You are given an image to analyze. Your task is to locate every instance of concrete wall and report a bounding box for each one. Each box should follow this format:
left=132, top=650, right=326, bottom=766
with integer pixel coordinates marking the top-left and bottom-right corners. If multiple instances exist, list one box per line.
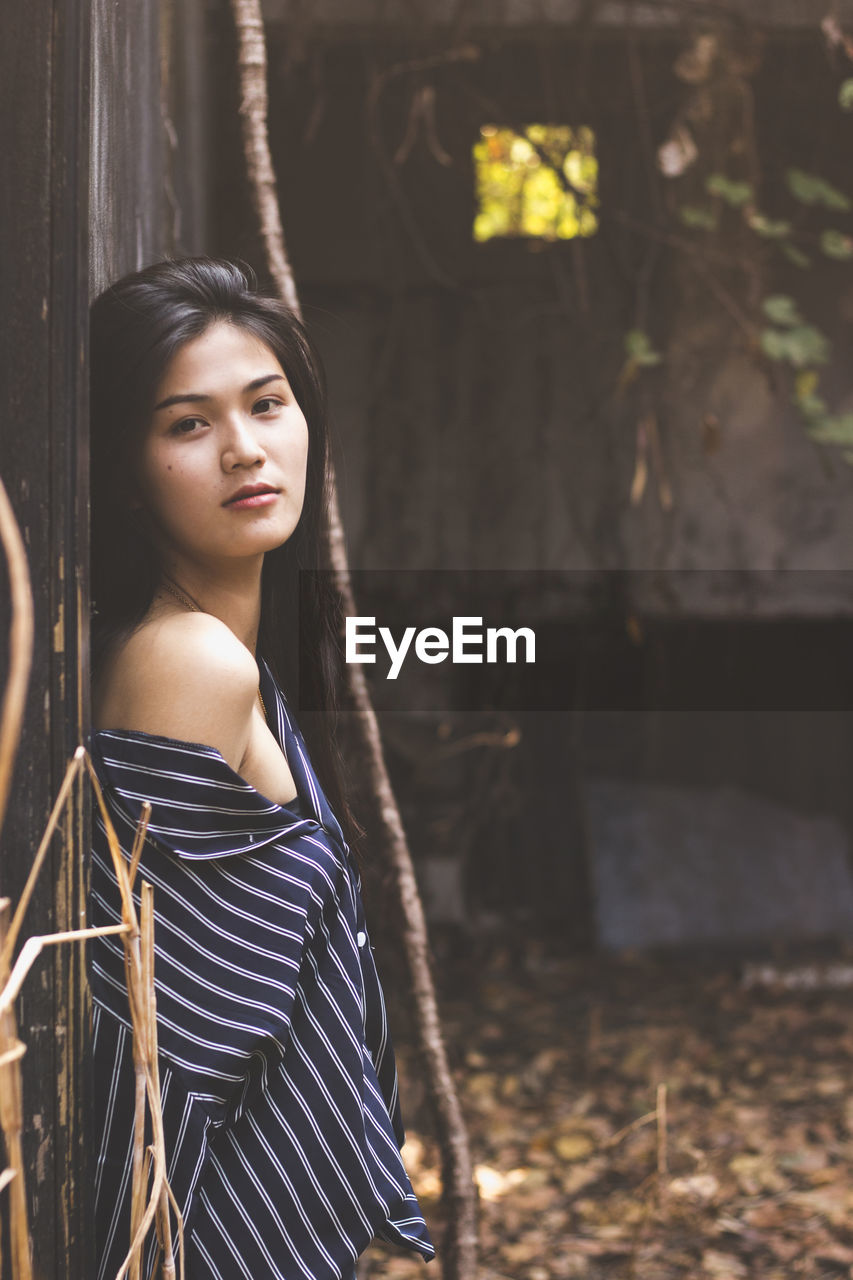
left=203, top=21, right=853, bottom=946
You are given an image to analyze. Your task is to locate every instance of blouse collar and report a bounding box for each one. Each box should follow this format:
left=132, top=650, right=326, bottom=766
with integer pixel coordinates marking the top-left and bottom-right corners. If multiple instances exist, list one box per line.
left=90, top=660, right=348, bottom=862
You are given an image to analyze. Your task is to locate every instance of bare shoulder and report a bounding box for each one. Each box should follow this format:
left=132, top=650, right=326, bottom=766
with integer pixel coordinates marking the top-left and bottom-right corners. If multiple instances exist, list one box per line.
left=94, top=611, right=259, bottom=768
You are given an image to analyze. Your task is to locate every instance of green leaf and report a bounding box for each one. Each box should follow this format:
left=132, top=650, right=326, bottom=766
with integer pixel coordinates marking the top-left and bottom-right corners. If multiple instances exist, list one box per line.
left=798, top=392, right=829, bottom=420
left=706, top=173, right=753, bottom=207
left=679, top=204, right=718, bottom=231
left=787, top=326, right=831, bottom=366
left=625, top=329, right=662, bottom=367
left=747, top=213, right=792, bottom=239
left=760, top=325, right=830, bottom=367
left=762, top=294, right=803, bottom=327
left=808, top=413, right=853, bottom=445
left=820, top=229, right=853, bottom=260
left=760, top=329, right=791, bottom=361
left=780, top=243, right=811, bottom=268
left=786, top=168, right=851, bottom=212
left=839, top=79, right=853, bottom=111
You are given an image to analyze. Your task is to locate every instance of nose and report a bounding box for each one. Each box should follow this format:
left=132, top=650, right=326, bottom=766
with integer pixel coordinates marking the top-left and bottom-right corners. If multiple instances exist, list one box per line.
left=221, top=412, right=266, bottom=471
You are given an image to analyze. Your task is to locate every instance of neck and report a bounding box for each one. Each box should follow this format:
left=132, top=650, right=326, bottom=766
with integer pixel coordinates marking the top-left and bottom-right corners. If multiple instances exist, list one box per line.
left=160, top=556, right=264, bottom=655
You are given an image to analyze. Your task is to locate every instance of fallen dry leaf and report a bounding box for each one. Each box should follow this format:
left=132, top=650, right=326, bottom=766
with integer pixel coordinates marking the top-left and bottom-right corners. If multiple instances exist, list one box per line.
left=554, top=1133, right=596, bottom=1163
left=702, top=1249, right=747, bottom=1278
left=669, top=1173, right=720, bottom=1203
left=364, top=947, right=853, bottom=1280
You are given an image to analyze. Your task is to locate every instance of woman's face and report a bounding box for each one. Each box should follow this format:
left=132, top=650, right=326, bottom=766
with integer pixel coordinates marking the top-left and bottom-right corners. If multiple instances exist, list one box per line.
left=133, top=321, right=309, bottom=574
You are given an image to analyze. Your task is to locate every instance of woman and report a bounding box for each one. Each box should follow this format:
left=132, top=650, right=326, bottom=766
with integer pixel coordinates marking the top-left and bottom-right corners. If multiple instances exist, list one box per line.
left=88, top=258, right=435, bottom=1280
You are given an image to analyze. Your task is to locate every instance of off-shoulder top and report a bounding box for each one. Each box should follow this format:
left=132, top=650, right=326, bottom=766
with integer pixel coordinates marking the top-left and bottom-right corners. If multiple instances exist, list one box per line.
left=88, top=657, right=435, bottom=1280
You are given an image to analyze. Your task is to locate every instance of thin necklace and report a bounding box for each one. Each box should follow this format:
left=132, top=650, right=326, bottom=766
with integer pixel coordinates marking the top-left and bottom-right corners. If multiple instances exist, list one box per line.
left=160, top=575, right=267, bottom=719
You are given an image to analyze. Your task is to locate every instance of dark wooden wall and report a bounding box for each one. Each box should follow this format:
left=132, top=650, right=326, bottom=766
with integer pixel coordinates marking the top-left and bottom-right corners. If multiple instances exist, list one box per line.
left=90, top=0, right=209, bottom=294
left=0, top=0, right=207, bottom=1274
left=0, top=0, right=91, bottom=1271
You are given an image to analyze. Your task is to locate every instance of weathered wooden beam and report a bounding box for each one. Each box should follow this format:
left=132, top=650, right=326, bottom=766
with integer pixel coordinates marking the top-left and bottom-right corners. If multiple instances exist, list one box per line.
left=0, top=0, right=91, bottom=1273
left=259, top=0, right=853, bottom=32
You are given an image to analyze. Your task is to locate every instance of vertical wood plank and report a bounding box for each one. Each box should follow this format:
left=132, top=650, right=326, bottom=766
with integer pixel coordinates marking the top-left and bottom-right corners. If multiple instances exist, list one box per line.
left=50, top=0, right=92, bottom=1271
left=0, top=0, right=90, bottom=1273
left=2, top=0, right=209, bottom=1272
left=0, top=0, right=62, bottom=1270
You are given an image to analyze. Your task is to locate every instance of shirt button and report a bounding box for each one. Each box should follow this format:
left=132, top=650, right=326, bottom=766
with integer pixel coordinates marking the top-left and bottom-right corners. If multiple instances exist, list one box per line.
left=357, top=931, right=367, bottom=948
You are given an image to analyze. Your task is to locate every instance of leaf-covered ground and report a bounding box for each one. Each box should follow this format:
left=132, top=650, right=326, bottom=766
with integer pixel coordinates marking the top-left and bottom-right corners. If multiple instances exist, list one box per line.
left=362, top=944, right=853, bottom=1280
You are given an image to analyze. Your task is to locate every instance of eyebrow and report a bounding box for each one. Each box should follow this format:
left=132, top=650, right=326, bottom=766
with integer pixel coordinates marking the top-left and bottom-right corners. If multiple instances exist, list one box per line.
left=154, top=374, right=287, bottom=412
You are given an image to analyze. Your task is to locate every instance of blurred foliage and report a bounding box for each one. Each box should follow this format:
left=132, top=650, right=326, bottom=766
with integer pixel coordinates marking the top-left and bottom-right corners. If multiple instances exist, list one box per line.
left=671, top=152, right=853, bottom=456
left=705, top=173, right=752, bottom=208
left=624, top=330, right=663, bottom=368
left=464, top=34, right=853, bottom=466
left=473, top=124, right=598, bottom=243
left=785, top=169, right=850, bottom=212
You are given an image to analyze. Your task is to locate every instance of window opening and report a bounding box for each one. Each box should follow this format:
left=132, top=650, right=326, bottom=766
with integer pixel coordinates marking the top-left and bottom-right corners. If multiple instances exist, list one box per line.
left=473, top=124, right=598, bottom=243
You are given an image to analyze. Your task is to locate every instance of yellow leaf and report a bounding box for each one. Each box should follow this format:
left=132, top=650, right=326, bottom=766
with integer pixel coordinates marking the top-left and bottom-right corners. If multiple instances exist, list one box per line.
left=795, top=369, right=819, bottom=400
left=466, top=1071, right=499, bottom=1097
left=669, top=1173, right=720, bottom=1202
left=554, top=1132, right=595, bottom=1162
left=702, top=1249, right=747, bottom=1278
left=474, top=1163, right=529, bottom=1201
left=728, top=1154, right=788, bottom=1195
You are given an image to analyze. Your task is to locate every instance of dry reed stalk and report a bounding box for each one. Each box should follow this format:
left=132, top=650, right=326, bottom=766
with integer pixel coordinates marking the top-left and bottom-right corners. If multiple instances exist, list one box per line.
left=0, top=912, right=140, bottom=1280
left=603, top=1108, right=658, bottom=1150
left=0, top=763, right=185, bottom=1280
left=656, top=1082, right=669, bottom=1177
left=0, top=900, right=29, bottom=1280
left=128, top=886, right=147, bottom=1280
left=84, top=763, right=185, bottom=1280
left=142, top=879, right=179, bottom=1280
left=0, top=476, right=33, bottom=843
left=0, top=1044, right=25, bottom=1070
left=0, top=748, right=89, bottom=981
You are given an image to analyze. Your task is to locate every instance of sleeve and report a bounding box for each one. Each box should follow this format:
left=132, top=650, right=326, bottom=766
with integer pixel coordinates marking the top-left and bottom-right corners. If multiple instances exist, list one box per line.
left=90, top=729, right=349, bottom=1124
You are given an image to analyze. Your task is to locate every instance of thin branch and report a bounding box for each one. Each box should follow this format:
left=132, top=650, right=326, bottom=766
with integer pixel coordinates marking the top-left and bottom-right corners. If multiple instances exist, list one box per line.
left=0, top=1042, right=26, bottom=1069
left=230, top=0, right=300, bottom=313
left=0, top=475, right=33, bottom=844
left=0, top=901, right=31, bottom=1280
left=0, top=746, right=87, bottom=972
left=0, top=924, right=129, bottom=1015
left=227, top=5, right=478, bottom=1275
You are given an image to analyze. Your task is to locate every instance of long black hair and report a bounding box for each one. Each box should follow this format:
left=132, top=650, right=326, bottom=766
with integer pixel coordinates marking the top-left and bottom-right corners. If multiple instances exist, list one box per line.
left=90, top=256, right=359, bottom=847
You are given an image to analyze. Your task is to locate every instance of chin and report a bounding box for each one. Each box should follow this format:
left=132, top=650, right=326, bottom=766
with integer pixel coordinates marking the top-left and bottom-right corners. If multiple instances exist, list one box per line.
left=230, top=524, right=300, bottom=557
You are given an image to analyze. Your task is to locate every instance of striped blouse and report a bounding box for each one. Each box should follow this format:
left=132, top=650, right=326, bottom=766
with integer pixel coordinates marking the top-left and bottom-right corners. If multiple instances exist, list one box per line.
left=88, top=658, right=435, bottom=1280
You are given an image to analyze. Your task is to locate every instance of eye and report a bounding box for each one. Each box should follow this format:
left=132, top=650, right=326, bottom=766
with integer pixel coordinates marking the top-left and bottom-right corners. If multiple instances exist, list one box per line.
left=252, top=396, right=284, bottom=415
left=169, top=416, right=206, bottom=436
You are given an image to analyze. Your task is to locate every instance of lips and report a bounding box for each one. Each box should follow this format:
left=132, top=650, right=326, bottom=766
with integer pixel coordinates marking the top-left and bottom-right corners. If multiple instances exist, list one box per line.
left=223, top=483, right=280, bottom=506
